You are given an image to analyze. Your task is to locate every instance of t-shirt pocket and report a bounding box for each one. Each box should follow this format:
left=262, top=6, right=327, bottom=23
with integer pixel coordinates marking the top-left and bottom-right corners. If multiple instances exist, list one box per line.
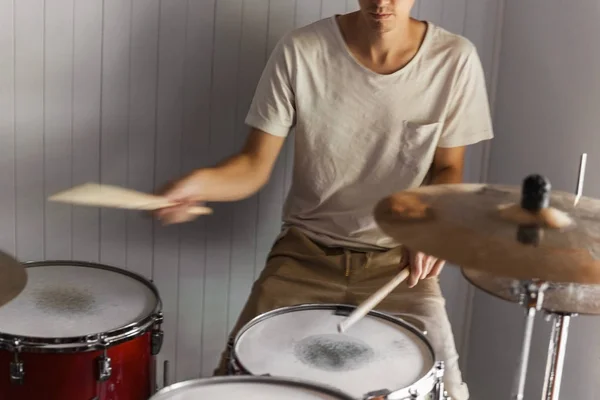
left=399, top=120, right=442, bottom=171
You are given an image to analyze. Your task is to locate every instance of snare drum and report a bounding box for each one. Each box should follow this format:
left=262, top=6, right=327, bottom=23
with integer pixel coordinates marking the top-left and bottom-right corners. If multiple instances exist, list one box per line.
left=150, top=375, right=355, bottom=400
left=0, top=260, right=163, bottom=400
left=230, top=304, right=447, bottom=400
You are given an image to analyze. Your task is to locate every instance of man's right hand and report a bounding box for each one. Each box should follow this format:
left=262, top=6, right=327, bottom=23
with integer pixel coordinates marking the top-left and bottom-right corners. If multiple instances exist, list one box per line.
left=154, top=170, right=208, bottom=225
left=153, top=128, right=285, bottom=225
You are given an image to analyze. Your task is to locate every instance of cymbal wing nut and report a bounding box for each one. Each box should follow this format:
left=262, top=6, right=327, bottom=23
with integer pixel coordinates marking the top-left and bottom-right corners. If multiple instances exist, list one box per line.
left=521, top=174, right=551, bottom=211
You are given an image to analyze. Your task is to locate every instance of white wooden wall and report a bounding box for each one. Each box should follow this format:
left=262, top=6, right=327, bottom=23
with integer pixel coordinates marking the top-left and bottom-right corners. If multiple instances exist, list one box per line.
left=0, top=0, right=503, bottom=391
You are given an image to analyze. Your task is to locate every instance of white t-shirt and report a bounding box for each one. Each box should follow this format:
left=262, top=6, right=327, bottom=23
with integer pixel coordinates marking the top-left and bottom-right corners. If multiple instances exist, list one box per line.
left=246, top=16, right=494, bottom=251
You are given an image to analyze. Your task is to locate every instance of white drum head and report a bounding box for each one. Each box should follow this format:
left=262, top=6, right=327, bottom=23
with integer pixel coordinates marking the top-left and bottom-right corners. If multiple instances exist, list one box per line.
left=150, top=376, right=354, bottom=400
left=234, top=305, right=435, bottom=399
left=0, top=262, right=159, bottom=339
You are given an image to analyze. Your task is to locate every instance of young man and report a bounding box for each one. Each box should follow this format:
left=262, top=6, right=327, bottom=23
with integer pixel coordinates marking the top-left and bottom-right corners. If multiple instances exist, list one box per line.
left=156, top=1, right=493, bottom=398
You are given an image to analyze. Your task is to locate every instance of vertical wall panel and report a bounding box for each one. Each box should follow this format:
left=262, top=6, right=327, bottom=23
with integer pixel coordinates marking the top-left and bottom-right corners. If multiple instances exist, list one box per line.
left=462, top=0, right=500, bottom=186
left=44, top=0, right=74, bottom=260
left=345, top=0, right=359, bottom=12
left=321, top=0, right=346, bottom=17
left=72, top=0, right=102, bottom=261
left=297, top=0, right=321, bottom=26
left=0, top=0, right=16, bottom=255
left=201, top=0, right=244, bottom=377
left=126, top=0, right=160, bottom=280
left=153, top=0, right=188, bottom=387
left=441, top=0, right=467, bottom=35
left=254, top=0, right=296, bottom=279
left=15, top=0, right=44, bottom=262
left=419, top=0, right=443, bottom=25
left=99, top=0, right=132, bottom=268
left=227, top=0, right=270, bottom=333
left=176, top=0, right=215, bottom=382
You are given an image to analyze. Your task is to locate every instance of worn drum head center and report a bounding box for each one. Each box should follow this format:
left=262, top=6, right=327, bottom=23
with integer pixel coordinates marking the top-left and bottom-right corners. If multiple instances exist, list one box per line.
left=293, top=334, right=375, bottom=372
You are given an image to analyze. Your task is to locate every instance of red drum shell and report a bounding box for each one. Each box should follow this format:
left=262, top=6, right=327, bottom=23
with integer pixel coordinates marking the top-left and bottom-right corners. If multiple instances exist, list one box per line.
left=0, top=332, right=155, bottom=400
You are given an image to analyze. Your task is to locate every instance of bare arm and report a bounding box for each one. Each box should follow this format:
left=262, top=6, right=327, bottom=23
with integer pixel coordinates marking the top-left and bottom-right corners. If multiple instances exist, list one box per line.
left=168, top=128, right=286, bottom=203
left=429, top=146, right=466, bottom=184
left=404, top=145, right=466, bottom=286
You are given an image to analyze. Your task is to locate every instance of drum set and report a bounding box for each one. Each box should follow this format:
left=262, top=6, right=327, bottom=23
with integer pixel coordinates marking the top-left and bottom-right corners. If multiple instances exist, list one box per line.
left=1, top=166, right=600, bottom=399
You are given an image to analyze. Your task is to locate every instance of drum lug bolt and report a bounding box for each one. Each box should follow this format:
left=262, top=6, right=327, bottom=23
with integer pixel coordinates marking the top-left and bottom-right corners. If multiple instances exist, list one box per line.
left=151, top=330, right=164, bottom=356
left=9, top=359, right=24, bottom=385
left=9, top=339, right=24, bottom=385
left=434, top=361, right=447, bottom=400
left=97, top=352, right=112, bottom=382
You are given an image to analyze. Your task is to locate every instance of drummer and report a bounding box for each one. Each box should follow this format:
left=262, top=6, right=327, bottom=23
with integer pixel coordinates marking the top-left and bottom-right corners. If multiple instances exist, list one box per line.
left=155, top=1, right=493, bottom=398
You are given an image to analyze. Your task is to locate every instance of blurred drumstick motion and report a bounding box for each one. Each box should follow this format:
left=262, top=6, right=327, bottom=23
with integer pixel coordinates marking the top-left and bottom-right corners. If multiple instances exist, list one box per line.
left=337, top=266, right=410, bottom=333
left=48, top=183, right=213, bottom=215
left=574, top=153, right=587, bottom=206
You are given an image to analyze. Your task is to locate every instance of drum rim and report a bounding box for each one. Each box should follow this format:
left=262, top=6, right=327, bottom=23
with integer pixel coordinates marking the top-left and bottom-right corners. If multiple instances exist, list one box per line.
left=150, top=375, right=356, bottom=400
left=231, top=303, right=438, bottom=398
left=0, top=260, right=163, bottom=353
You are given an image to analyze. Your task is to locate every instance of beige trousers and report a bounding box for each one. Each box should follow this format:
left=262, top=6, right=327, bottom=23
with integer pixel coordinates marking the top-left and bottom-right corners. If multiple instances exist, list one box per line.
left=214, top=227, right=469, bottom=400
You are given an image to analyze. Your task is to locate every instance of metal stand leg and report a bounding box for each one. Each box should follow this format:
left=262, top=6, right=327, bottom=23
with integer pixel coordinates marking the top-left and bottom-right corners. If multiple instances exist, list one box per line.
left=511, top=281, right=548, bottom=400
left=541, top=313, right=573, bottom=400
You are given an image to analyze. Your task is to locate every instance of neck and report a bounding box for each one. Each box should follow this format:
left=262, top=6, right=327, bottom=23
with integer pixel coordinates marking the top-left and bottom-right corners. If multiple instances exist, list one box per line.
left=355, top=13, right=414, bottom=61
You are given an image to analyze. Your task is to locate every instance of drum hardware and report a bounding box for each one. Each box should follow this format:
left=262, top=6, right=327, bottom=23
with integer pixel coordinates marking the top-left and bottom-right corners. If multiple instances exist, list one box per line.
left=510, top=280, right=549, bottom=400
left=540, top=312, right=574, bottom=400
left=433, top=362, right=450, bottom=400
left=96, top=337, right=112, bottom=382
left=449, top=156, right=592, bottom=400
left=151, top=312, right=164, bottom=356
left=537, top=154, right=588, bottom=400
left=9, top=339, right=24, bottom=385
left=333, top=306, right=352, bottom=316
left=163, top=360, right=170, bottom=387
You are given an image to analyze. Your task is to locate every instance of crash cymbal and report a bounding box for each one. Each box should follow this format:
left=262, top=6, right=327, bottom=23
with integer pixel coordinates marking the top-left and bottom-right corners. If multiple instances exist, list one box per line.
left=462, top=268, right=600, bottom=315
left=374, top=176, right=600, bottom=285
left=0, top=250, right=26, bottom=308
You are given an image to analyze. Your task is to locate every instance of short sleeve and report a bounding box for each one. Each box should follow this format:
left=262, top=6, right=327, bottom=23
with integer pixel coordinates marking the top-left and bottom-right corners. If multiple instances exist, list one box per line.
left=245, top=35, right=296, bottom=137
left=437, top=45, right=494, bottom=148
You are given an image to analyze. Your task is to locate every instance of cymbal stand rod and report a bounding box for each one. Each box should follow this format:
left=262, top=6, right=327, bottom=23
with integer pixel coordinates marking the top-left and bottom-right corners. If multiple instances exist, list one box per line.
left=511, top=281, right=548, bottom=400
left=541, top=313, right=573, bottom=400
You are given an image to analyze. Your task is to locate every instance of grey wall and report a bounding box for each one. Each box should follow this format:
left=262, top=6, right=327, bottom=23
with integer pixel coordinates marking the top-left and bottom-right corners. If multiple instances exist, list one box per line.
left=0, top=0, right=503, bottom=391
left=466, top=0, right=600, bottom=398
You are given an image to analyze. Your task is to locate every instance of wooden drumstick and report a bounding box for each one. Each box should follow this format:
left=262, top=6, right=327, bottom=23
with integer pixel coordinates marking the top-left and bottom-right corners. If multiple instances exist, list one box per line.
left=48, top=183, right=213, bottom=215
left=337, top=266, right=410, bottom=333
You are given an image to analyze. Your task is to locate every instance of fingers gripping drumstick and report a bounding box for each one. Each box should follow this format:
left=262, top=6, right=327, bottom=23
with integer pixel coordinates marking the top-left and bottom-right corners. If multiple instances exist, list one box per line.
left=337, top=267, right=410, bottom=333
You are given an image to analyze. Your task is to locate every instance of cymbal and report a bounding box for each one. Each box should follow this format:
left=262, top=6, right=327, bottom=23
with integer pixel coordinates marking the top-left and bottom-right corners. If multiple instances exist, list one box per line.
left=0, top=250, right=26, bottom=308
left=374, top=181, right=600, bottom=285
left=463, top=268, right=600, bottom=315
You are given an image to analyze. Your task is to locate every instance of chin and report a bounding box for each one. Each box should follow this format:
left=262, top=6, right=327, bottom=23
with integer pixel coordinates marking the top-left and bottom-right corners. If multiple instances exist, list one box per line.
left=362, top=12, right=397, bottom=31
left=368, top=19, right=396, bottom=33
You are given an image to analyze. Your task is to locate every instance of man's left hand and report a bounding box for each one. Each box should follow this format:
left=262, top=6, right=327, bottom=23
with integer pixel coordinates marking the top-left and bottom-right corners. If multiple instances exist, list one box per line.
left=402, top=247, right=445, bottom=288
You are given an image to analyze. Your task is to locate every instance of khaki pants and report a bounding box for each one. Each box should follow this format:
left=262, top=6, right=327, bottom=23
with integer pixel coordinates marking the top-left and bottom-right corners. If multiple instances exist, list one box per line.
left=214, top=227, right=469, bottom=400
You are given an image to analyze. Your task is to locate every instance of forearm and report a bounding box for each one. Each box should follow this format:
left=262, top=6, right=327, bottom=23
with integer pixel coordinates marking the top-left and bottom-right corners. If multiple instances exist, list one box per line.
left=430, top=166, right=463, bottom=185
left=187, top=153, right=271, bottom=202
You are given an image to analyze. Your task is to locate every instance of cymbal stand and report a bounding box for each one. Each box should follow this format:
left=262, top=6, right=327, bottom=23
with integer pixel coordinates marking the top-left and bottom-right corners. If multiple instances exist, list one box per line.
left=538, top=153, right=586, bottom=399
left=511, top=280, right=549, bottom=400
left=540, top=312, right=575, bottom=400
